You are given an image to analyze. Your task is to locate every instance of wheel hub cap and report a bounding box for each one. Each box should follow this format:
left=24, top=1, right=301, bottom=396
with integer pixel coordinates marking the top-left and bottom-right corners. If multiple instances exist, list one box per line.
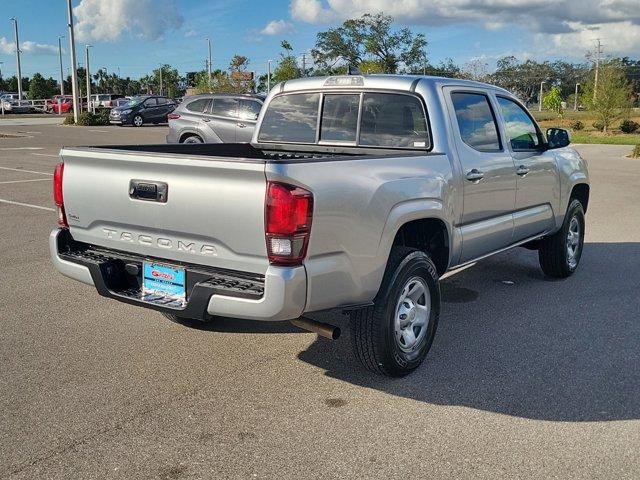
left=566, top=216, right=581, bottom=268
left=394, top=277, right=431, bottom=352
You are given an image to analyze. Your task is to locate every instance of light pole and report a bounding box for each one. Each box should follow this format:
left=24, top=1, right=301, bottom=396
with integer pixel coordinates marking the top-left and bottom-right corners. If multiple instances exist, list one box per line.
left=158, top=65, right=163, bottom=96
left=66, top=0, right=80, bottom=123
left=85, top=44, right=93, bottom=112
left=267, top=59, right=272, bottom=92
left=58, top=36, right=65, bottom=96
left=206, top=38, right=212, bottom=84
left=10, top=18, right=22, bottom=100
left=538, top=81, right=546, bottom=112
left=574, top=83, right=580, bottom=111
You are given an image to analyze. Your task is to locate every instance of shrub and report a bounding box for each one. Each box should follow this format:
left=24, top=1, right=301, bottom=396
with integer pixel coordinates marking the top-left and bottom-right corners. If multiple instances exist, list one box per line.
left=62, top=114, right=75, bottom=125
left=620, top=119, right=639, bottom=134
left=632, top=144, right=640, bottom=159
left=570, top=120, right=584, bottom=131
left=592, top=121, right=604, bottom=132
left=75, top=110, right=110, bottom=126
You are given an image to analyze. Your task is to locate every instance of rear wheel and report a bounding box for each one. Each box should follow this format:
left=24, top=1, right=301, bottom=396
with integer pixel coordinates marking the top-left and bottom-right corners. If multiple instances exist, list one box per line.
left=350, top=247, right=440, bottom=377
left=182, top=134, right=203, bottom=144
left=538, top=199, right=585, bottom=278
left=132, top=115, right=144, bottom=127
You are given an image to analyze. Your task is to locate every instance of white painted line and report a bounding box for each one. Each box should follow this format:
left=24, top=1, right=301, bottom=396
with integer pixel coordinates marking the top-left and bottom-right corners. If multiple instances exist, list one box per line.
left=31, top=153, right=59, bottom=158
left=0, top=147, right=44, bottom=151
left=0, top=198, right=55, bottom=211
left=0, top=178, right=51, bottom=184
left=0, top=166, right=53, bottom=176
left=88, top=129, right=109, bottom=133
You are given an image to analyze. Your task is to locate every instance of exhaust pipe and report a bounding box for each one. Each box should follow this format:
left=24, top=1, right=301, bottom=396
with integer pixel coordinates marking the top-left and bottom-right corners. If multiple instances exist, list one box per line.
left=290, top=317, right=341, bottom=340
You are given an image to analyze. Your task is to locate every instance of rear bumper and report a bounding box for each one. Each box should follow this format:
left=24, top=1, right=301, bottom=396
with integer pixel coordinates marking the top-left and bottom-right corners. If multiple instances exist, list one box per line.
left=50, top=228, right=306, bottom=321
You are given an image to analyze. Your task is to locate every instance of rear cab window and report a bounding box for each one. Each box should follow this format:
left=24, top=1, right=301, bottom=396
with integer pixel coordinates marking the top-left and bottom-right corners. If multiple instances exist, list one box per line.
left=258, top=91, right=429, bottom=149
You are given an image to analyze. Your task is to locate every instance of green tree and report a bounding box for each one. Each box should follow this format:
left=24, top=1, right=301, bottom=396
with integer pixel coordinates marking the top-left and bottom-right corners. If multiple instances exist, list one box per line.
left=27, top=73, right=58, bottom=99
left=7, top=76, right=30, bottom=94
left=581, top=60, right=632, bottom=133
left=311, top=13, right=427, bottom=74
left=543, top=86, right=565, bottom=120
left=272, top=40, right=301, bottom=84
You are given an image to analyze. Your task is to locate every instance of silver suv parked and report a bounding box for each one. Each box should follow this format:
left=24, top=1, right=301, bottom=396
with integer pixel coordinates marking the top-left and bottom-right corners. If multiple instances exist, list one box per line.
left=166, top=93, right=264, bottom=144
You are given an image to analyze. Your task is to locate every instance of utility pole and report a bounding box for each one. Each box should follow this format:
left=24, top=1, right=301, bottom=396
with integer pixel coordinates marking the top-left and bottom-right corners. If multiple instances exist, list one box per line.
left=267, top=59, right=272, bottom=92
left=593, top=38, right=603, bottom=100
left=574, top=83, right=580, bottom=111
left=206, top=38, right=212, bottom=84
left=85, top=45, right=92, bottom=113
left=10, top=18, right=22, bottom=100
left=538, top=81, right=546, bottom=112
left=58, top=36, right=65, bottom=96
left=302, top=53, right=306, bottom=76
left=158, top=66, right=163, bottom=96
left=66, top=0, right=80, bottom=122
left=423, top=52, right=427, bottom=75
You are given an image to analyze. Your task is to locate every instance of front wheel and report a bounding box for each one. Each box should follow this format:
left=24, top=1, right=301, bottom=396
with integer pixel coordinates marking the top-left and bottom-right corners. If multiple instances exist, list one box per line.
left=350, top=247, right=440, bottom=377
left=538, top=199, right=585, bottom=278
left=182, top=135, right=203, bottom=144
left=132, top=115, right=144, bottom=127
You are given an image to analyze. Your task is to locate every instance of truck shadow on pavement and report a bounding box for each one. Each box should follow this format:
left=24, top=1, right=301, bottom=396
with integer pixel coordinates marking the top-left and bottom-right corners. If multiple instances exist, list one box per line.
left=297, top=242, right=640, bottom=422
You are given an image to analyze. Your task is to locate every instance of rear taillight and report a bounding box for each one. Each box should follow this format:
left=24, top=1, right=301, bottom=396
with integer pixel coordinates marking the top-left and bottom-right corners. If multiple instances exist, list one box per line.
left=265, top=181, right=313, bottom=266
left=167, top=113, right=180, bottom=120
left=53, top=162, right=68, bottom=229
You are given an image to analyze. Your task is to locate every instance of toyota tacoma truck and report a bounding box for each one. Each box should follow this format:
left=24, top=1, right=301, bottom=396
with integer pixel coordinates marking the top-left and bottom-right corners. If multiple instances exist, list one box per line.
left=50, top=75, right=589, bottom=376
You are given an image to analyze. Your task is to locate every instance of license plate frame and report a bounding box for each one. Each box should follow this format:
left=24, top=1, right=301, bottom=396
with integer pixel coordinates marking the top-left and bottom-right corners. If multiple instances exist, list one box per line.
left=142, top=262, right=186, bottom=303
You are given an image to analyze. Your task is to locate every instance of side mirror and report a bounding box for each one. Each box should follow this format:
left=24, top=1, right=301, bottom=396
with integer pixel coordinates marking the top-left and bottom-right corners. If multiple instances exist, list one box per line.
left=546, top=128, right=571, bottom=149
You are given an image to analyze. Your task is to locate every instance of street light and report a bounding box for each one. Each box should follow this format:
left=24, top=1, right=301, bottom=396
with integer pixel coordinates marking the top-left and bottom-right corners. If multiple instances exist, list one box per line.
left=85, top=44, right=93, bottom=113
left=66, top=0, right=80, bottom=123
left=267, top=59, right=272, bottom=92
left=58, top=36, right=65, bottom=96
left=574, top=83, right=580, bottom=111
left=206, top=38, right=212, bottom=84
left=538, top=81, right=546, bottom=112
left=10, top=18, right=22, bottom=100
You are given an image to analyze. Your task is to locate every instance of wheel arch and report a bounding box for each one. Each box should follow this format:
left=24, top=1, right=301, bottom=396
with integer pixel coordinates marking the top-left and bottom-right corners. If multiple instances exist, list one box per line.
left=178, top=131, right=204, bottom=143
left=570, top=182, right=590, bottom=213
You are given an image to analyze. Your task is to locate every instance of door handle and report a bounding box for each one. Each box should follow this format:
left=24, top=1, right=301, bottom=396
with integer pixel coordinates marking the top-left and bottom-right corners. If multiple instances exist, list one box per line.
left=237, top=122, right=246, bottom=128
left=516, top=165, right=530, bottom=176
left=465, top=169, right=484, bottom=181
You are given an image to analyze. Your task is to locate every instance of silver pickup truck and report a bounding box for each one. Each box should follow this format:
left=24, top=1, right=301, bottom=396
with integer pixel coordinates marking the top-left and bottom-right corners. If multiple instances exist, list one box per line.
left=51, top=75, right=589, bottom=376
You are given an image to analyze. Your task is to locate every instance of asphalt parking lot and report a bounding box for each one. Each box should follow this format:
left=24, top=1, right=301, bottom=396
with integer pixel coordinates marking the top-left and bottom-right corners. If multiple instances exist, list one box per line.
left=0, top=122, right=638, bottom=479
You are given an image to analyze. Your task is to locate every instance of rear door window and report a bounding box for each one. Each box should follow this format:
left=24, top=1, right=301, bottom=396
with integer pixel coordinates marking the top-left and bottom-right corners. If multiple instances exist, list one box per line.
left=258, top=93, right=320, bottom=143
left=143, top=98, right=158, bottom=107
left=210, top=98, right=238, bottom=118
left=320, top=94, right=359, bottom=142
left=186, top=98, right=210, bottom=113
left=450, top=92, right=501, bottom=152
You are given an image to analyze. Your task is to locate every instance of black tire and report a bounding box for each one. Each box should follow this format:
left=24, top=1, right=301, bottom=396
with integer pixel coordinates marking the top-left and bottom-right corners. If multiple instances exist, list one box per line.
left=182, top=135, right=203, bottom=144
left=538, top=198, right=585, bottom=278
left=132, top=115, right=144, bottom=127
left=350, top=247, right=440, bottom=377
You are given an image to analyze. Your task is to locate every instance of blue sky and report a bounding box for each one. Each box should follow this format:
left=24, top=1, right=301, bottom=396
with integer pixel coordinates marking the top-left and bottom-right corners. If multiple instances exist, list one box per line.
left=1, top=0, right=638, bottom=81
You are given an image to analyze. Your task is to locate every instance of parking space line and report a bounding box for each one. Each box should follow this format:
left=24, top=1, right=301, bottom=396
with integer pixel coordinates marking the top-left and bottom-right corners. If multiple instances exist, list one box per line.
left=0, top=147, right=44, bottom=151
left=31, top=153, right=59, bottom=158
left=0, top=198, right=55, bottom=211
left=0, top=178, right=51, bottom=184
left=0, top=166, right=53, bottom=176
left=88, top=129, right=109, bottom=133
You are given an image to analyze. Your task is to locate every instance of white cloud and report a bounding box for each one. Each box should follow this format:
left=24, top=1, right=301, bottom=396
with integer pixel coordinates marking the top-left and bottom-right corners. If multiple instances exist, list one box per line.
left=261, top=19, right=296, bottom=36
left=184, top=29, right=197, bottom=38
left=0, top=37, right=59, bottom=55
left=74, top=0, right=183, bottom=42
left=289, top=0, right=640, bottom=55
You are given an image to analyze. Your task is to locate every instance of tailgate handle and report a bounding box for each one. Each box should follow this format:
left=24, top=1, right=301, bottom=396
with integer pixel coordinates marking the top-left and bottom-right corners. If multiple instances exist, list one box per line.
left=129, top=180, right=168, bottom=203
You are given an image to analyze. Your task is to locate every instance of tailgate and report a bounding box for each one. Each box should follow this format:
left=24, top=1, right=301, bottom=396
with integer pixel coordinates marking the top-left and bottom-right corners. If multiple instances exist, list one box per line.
left=61, top=148, right=269, bottom=274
